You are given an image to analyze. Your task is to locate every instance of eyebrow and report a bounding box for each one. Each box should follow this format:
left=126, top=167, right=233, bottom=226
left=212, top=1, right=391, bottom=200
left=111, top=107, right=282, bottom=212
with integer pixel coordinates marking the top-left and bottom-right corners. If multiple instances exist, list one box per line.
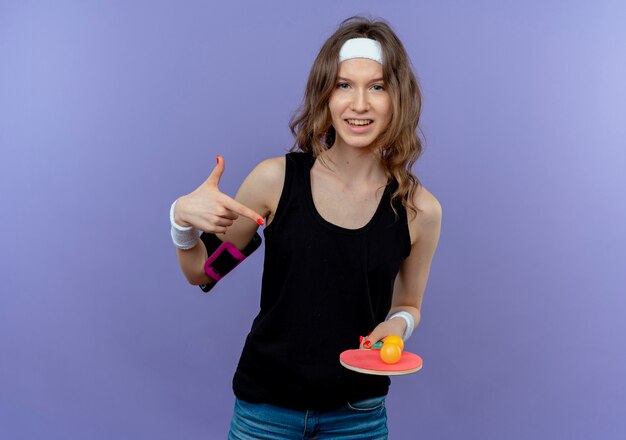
left=337, top=76, right=385, bottom=83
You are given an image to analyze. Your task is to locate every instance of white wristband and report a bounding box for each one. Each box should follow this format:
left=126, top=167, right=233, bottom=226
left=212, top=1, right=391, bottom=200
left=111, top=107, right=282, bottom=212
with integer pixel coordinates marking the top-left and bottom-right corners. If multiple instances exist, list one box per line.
left=170, top=199, right=200, bottom=250
left=386, top=311, right=414, bottom=341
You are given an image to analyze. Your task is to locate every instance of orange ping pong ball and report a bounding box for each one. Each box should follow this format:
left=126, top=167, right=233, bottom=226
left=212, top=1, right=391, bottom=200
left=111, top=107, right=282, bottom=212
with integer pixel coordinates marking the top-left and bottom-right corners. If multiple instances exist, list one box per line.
left=380, top=342, right=402, bottom=364
left=383, top=335, right=404, bottom=351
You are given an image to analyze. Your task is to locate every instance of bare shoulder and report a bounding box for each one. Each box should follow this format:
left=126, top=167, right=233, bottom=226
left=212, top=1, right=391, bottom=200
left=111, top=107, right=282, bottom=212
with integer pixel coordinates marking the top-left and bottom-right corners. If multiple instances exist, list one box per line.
left=414, top=185, right=442, bottom=225
left=408, top=185, right=443, bottom=245
left=237, top=155, right=286, bottom=221
left=250, top=156, right=285, bottom=186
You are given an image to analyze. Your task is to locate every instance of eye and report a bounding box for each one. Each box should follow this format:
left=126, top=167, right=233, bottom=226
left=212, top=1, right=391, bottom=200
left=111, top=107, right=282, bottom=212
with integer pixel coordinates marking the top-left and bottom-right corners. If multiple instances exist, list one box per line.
left=372, top=84, right=385, bottom=91
left=337, top=82, right=350, bottom=89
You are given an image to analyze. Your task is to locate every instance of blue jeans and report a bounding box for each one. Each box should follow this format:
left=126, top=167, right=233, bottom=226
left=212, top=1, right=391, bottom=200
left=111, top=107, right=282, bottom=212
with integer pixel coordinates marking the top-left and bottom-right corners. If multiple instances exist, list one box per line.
left=228, top=396, right=388, bottom=439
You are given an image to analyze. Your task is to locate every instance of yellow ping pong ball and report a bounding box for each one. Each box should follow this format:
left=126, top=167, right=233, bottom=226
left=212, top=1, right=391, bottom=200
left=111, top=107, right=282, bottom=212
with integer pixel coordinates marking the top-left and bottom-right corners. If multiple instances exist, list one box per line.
left=380, top=342, right=402, bottom=364
left=383, top=335, right=404, bottom=351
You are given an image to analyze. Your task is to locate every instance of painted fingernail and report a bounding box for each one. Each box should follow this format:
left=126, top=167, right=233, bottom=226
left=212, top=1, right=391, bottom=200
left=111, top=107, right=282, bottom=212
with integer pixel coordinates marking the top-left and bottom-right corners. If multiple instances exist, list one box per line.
left=216, top=155, right=219, bottom=164
left=359, top=336, right=364, bottom=344
left=364, top=340, right=372, bottom=348
left=257, top=218, right=265, bottom=226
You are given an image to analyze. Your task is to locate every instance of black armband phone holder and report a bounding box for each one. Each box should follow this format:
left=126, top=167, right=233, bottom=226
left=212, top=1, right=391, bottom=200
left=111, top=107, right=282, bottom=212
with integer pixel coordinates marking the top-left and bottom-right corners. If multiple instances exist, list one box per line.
left=198, top=232, right=262, bottom=293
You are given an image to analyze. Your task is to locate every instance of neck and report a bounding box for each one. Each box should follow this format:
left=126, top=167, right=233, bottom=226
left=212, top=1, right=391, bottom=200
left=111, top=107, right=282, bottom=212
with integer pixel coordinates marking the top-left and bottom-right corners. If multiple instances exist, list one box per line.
left=319, top=142, right=387, bottom=187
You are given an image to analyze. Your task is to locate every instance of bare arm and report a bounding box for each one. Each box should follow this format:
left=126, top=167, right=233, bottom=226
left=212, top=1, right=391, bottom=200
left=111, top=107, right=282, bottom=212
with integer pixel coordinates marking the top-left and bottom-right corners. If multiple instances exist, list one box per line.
left=362, top=187, right=443, bottom=346
left=173, top=156, right=285, bottom=286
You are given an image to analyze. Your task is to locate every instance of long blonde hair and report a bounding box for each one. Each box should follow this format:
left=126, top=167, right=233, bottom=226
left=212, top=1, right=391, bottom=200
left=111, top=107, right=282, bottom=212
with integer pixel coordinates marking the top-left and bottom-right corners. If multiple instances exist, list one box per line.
left=288, top=15, right=425, bottom=218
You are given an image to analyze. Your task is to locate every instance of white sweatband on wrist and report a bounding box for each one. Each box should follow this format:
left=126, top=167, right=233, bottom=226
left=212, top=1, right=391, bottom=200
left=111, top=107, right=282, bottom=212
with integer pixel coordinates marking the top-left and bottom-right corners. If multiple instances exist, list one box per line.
left=170, top=199, right=200, bottom=250
left=386, top=311, right=414, bottom=341
left=339, top=37, right=383, bottom=64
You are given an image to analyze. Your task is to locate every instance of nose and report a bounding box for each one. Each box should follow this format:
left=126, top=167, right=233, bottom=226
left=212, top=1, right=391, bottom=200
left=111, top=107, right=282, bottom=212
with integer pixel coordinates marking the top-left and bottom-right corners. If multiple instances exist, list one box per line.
left=351, top=88, right=370, bottom=112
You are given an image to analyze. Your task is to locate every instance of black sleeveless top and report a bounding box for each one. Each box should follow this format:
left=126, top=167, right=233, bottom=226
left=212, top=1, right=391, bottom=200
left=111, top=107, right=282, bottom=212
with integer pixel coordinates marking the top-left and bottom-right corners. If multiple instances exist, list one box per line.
left=232, top=152, right=411, bottom=410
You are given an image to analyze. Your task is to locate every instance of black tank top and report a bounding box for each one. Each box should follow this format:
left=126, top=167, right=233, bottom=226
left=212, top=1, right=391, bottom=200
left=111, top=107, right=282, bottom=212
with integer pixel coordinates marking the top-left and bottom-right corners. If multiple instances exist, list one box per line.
left=232, top=151, right=411, bottom=410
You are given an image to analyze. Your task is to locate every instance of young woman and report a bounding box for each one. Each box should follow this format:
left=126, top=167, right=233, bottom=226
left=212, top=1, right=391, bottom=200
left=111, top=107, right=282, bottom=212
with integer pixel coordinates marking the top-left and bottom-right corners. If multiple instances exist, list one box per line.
left=170, top=15, right=442, bottom=439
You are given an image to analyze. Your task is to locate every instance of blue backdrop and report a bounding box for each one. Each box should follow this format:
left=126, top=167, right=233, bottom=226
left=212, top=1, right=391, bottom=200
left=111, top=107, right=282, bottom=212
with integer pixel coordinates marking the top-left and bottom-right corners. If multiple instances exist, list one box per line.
left=1, top=1, right=625, bottom=439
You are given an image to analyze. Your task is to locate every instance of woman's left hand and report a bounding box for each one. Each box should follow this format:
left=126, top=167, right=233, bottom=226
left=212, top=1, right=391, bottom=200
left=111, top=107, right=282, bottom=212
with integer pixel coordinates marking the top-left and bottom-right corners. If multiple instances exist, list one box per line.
left=360, top=317, right=407, bottom=349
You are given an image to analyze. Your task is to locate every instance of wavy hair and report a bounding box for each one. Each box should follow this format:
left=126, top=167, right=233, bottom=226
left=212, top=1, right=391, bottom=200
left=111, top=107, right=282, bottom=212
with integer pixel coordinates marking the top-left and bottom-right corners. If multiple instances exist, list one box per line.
left=288, top=15, right=425, bottom=218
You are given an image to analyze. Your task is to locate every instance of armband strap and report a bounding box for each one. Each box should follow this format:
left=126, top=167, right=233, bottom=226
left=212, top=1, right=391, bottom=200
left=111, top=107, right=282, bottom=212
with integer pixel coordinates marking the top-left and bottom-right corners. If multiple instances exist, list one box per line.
left=198, top=232, right=262, bottom=293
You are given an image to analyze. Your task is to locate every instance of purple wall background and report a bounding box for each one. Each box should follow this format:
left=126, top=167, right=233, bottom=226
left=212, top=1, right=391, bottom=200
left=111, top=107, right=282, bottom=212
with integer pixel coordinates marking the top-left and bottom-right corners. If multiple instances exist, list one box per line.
left=1, top=1, right=625, bottom=439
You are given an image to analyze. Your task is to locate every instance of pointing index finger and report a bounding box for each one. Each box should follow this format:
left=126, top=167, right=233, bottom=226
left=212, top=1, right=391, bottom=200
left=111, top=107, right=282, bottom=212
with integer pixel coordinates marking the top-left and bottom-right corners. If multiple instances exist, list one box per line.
left=222, top=196, right=265, bottom=226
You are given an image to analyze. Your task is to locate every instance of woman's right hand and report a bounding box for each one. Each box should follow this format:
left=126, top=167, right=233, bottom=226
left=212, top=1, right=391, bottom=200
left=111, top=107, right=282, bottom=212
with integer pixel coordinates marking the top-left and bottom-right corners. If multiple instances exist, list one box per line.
left=173, top=155, right=265, bottom=234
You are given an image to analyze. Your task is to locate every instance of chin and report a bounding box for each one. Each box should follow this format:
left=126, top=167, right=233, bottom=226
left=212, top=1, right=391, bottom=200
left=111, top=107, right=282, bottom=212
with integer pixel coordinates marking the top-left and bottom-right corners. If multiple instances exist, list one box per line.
left=339, top=135, right=378, bottom=149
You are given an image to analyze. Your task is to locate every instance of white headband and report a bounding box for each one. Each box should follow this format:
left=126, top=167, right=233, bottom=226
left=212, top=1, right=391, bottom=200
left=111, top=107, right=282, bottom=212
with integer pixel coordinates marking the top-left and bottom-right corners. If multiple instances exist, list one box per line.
left=338, top=37, right=383, bottom=64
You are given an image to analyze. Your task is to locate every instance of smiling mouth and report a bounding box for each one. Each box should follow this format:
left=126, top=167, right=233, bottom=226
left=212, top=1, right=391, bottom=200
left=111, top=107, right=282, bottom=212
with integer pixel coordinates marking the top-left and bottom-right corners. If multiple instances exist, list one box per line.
left=345, top=119, right=373, bottom=126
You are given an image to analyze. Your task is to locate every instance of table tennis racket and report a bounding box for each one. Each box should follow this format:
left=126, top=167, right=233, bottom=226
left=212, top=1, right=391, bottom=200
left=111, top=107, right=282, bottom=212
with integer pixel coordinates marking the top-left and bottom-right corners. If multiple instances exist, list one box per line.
left=339, top=348, right=423, bottom=376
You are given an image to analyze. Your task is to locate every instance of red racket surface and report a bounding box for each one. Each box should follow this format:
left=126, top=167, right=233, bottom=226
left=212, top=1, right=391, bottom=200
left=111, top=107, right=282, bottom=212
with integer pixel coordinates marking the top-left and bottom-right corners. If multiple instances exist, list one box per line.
left=340, top=349, right=423, bottom=376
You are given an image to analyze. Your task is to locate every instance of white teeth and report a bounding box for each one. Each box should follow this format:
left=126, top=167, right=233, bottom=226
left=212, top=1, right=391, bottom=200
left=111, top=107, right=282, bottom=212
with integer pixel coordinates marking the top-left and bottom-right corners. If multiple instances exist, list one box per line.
left=347, top=119, right=372, bottom=126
